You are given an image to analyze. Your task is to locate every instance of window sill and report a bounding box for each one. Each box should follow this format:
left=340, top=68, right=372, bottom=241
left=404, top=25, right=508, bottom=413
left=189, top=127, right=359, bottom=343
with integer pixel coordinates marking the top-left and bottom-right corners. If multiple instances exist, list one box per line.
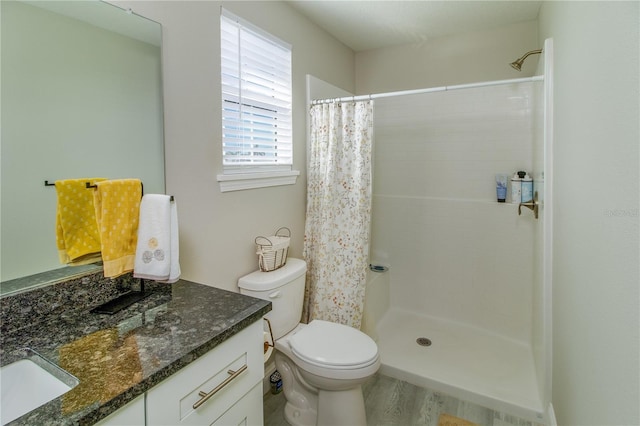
left=217, top=170, right=300, bottom=192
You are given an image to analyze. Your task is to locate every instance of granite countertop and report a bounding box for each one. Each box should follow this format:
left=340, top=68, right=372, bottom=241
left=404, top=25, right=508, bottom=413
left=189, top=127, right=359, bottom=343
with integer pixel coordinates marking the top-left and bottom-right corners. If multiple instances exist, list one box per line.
left=0, top=276, right=271, bottom=425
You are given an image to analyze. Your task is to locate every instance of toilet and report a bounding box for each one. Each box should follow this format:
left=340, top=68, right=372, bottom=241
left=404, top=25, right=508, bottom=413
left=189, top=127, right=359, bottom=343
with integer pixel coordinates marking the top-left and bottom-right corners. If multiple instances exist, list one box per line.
left=238, top=258, right=380, bottom=426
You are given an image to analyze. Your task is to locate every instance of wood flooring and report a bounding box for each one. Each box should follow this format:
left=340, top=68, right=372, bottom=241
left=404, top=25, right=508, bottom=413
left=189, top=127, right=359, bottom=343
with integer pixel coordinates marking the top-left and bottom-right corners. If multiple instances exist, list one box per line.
left=263, top=374, right=538, bottom=426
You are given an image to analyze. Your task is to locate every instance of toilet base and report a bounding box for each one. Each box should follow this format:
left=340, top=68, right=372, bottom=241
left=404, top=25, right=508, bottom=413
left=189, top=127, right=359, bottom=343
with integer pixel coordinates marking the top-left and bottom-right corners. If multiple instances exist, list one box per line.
left=276, top=351, right=370, bottom=426
left=282, top=386, right=366, bottom=426
left=284, top=400, right=317, bottom=426
left=317, top=386, right=367, bottom=426
left=277, top=352, right=318, bottom=426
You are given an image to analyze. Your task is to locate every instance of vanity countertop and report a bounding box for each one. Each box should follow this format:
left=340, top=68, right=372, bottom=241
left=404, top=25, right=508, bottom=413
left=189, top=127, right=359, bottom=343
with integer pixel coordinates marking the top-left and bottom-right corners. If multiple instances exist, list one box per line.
left=0, top=279, right=271, bottom=425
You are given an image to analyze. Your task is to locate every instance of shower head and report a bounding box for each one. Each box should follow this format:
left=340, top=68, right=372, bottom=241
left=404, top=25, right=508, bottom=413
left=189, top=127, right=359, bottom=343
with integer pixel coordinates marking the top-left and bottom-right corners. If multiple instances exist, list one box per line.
left=510, top=49, right=542, bottom=71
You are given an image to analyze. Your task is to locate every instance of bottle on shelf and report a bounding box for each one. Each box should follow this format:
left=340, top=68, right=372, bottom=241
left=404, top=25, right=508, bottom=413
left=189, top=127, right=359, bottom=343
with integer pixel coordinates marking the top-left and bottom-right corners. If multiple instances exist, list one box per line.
left=510, top=172, right=524, bottom=204
left=521, top=173, right=533, bottom=203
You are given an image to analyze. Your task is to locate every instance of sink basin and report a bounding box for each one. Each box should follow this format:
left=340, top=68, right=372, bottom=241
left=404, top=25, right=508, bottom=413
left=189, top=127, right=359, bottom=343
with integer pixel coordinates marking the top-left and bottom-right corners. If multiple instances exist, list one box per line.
left=1, top=349, right=79, bottom=425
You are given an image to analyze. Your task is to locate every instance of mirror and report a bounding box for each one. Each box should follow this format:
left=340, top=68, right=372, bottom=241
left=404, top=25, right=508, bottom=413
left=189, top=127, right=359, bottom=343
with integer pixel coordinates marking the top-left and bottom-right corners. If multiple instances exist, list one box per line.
left=1, top=0, right=164, bottom=295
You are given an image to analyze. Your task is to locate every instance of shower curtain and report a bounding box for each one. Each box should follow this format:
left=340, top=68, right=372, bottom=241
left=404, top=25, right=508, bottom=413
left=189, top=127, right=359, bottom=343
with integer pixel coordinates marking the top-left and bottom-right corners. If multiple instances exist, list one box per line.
left=303, top=100, right=374, bottom=329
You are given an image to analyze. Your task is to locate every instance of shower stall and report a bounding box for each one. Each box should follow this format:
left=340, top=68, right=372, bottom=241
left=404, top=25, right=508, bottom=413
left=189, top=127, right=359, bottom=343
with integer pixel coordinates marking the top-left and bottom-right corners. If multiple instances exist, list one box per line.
left=308, top=39, right=554, bottom=424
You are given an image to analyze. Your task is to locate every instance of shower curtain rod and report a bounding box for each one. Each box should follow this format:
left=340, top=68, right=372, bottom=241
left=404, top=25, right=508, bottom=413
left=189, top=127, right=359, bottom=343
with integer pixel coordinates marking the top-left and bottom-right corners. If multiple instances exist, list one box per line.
left=311, top=75, right=544, bottom=105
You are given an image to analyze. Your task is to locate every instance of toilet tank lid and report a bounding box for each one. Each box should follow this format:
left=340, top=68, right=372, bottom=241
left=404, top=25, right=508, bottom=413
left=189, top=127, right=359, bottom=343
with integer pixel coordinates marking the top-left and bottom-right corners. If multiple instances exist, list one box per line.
left=238, top=258, right=307, bottom=291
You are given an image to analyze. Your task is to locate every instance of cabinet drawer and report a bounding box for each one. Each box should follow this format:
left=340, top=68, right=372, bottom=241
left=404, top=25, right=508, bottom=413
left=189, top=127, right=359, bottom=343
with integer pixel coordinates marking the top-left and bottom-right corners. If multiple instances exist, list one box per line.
left=213, top=383, right=263, bottom=426
left=146, top=320, right=263, bottom=425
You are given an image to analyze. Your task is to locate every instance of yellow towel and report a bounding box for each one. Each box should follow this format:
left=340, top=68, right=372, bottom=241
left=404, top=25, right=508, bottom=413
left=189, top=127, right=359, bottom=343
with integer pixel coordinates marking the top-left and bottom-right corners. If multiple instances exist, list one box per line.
left=55, top=178, right=105, bottom=265
left=93, top=179, right=142, bottom=278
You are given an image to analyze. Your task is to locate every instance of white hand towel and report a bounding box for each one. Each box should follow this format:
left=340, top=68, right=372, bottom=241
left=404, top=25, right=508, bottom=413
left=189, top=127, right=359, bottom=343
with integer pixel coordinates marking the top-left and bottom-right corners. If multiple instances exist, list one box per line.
left=160, top=200, right=180, bottom=283
left=133, top=194, right=180, bottom=282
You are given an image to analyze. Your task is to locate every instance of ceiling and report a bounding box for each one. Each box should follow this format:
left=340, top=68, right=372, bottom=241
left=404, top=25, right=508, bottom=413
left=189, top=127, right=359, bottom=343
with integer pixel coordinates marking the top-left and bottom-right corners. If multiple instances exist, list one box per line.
left=286, top=1, right=542, bottom=52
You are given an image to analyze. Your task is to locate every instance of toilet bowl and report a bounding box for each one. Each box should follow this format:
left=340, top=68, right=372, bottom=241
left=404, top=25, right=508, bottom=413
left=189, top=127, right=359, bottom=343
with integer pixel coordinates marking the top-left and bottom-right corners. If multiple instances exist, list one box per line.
left=276, top=321, right=379, bottom=426
left=238, top=258, right=379, bottom=426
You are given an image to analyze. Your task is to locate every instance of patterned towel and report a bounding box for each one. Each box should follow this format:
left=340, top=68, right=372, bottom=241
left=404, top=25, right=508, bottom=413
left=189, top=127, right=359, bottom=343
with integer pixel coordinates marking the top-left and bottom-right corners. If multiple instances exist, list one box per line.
left=93, top=179, right=142, bottom=277
left=55, top=178, right=105, bottom=265
left=134, top=194, right=180, bottom=283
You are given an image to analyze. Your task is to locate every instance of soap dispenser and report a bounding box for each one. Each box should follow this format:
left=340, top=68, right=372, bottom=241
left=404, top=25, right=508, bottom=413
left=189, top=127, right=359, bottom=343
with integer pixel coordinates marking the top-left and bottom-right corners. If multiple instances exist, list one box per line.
left=521, top=173, right=533, bottom=203
left=510, top=171, right=525, bottom=204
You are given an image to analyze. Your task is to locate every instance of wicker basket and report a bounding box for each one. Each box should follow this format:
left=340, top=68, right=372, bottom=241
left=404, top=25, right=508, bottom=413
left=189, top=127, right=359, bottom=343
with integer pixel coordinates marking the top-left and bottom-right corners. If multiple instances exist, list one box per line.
left=255, top=227, right=291, bottom=272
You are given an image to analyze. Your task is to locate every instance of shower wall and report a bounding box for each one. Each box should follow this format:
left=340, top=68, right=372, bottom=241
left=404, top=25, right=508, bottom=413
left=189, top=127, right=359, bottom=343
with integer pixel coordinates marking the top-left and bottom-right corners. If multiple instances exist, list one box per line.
left=371, top=82, right=542, bottom=344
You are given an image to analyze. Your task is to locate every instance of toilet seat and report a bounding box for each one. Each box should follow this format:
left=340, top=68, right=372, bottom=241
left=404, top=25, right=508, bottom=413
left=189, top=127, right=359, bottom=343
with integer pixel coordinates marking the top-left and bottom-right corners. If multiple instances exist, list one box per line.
left=289, top=320, right=379, bottom=370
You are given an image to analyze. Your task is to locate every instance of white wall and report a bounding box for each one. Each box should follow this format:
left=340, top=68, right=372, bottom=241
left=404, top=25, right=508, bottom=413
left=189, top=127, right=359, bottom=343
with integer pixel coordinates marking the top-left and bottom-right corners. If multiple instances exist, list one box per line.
left=355, top=20, right=539, bottom=94
left=538, top=2, right=639, bottom=425
left=307, top=74, right=352, bottom=102
left=109, top=1, right=355, bottom=292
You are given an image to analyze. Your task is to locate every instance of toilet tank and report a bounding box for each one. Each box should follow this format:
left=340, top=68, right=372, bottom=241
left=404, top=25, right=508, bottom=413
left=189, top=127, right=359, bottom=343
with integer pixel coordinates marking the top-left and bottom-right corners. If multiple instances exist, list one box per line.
left=238, top=258, right=307, bottom=340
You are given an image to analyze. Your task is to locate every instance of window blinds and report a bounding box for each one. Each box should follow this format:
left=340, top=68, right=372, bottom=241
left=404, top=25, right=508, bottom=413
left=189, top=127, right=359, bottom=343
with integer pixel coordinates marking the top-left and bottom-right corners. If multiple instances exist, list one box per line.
left=221, top=11, right=292, bottom=169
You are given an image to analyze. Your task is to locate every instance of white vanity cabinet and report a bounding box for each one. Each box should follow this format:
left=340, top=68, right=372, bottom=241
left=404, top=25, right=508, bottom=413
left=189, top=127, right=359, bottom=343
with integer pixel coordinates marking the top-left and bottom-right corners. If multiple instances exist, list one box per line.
left=96, top=320, right=264, bottom=426
left=95, top=395, right=145, bottom=426
left=146, top=319, right=264, bottom=425
left=211, top=382, right=263, bottom=425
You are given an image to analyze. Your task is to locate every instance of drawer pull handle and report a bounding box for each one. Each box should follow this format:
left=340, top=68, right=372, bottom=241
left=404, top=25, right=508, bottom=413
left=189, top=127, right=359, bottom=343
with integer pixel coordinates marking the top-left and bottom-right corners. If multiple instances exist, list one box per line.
left=193, top=364, right=248, bottom=409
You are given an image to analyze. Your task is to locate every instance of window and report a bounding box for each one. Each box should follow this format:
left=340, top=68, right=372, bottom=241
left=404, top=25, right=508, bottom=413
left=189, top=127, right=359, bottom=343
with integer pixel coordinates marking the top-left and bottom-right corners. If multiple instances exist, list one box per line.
left=218, top=10, right=298, bottom=192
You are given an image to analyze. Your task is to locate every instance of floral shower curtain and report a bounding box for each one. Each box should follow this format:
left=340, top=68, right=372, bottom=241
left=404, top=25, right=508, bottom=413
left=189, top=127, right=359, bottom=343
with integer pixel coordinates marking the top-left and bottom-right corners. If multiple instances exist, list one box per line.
left=303, top=100, right=374, bottom=329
